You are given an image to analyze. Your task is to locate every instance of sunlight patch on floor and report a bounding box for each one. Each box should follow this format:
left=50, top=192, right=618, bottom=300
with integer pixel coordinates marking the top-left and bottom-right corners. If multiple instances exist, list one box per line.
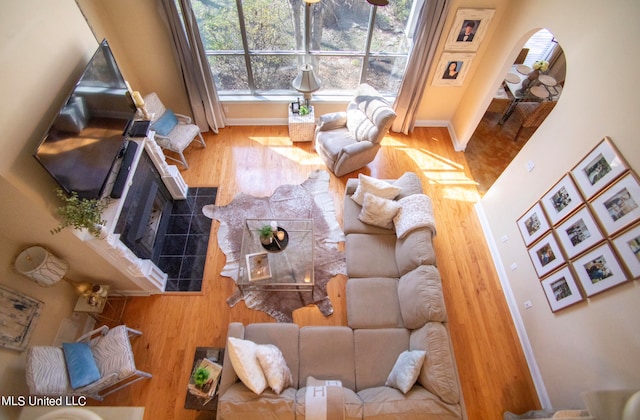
left=248, top=136, right=324, bottom=166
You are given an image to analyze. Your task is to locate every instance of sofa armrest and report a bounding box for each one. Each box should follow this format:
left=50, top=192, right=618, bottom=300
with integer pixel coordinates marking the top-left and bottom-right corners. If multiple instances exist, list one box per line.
left=316, top=112, right=347, bottom=132
left=218, top=322, right=245, bottom=396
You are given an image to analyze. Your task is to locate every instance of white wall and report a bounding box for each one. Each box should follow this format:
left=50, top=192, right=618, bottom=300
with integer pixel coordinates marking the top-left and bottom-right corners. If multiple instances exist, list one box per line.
left=477, top=0, right=640, bottom=410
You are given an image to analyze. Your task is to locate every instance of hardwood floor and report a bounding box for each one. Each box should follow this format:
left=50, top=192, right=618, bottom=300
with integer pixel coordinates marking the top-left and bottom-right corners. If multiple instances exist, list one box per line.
left=97, top=125, right=540, bottom=419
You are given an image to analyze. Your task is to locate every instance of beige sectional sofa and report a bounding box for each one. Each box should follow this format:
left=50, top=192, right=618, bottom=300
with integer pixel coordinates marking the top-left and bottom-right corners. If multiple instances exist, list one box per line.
left=217, top=172, right=465, bottom=419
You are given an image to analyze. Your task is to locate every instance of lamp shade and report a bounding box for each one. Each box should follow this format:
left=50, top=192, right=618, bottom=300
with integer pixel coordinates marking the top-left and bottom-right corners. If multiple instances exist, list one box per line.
left=292, top=64, right=321, bottom=94
left=14, top=246, right=68, bottom=287
left=303, top=0, right=321, bottom=3
left=367, top=0, right=389, bottom=5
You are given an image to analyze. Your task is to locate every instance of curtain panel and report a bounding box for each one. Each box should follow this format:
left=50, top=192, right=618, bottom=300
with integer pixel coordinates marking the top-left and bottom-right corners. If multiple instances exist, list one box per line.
left=158, top=0, right=226, bottom=133
left=392, top=0, right=450, bottom=134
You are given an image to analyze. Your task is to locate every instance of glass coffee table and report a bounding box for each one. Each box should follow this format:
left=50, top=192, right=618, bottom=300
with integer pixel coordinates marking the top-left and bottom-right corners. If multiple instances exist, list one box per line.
left=237, top=219, right=314, bottom=293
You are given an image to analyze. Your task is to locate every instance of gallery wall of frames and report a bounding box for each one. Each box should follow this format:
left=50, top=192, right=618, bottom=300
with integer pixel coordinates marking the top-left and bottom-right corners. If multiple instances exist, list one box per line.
left=517, top=137, right=640, bottom=312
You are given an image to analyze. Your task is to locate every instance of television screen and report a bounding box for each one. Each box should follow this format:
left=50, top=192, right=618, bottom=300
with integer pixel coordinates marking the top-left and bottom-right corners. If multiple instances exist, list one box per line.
left=34, top=39, right=137, bottom=199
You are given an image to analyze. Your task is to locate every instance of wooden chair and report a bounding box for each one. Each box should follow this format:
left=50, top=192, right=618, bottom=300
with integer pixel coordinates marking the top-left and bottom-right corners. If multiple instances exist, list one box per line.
left=513, top=100, right=557, bottom=141
left=486, top=86, right=514, bottom=118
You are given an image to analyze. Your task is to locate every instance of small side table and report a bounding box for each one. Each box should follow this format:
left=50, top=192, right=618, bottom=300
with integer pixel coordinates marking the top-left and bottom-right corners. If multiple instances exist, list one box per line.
left=185, top=347, right=225, bottom=413
left=73, top=285, right=127, bottom=324
left=288, top=105, right=315, bottom=142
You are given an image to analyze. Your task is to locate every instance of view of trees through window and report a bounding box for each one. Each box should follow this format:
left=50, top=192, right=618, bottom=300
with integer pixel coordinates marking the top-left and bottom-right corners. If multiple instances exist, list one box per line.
left=188, top=0, right=419, bottom=97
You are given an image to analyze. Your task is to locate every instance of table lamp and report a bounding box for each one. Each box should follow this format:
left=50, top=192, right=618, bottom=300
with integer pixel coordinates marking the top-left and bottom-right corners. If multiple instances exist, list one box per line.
left=14, top=245, right=93, bottom=296
left=292, top=64, right=321, bottom=107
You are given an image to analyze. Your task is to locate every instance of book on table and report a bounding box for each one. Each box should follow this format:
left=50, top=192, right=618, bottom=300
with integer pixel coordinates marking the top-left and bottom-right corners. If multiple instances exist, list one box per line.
left=188, top=358, right=223, bottom=402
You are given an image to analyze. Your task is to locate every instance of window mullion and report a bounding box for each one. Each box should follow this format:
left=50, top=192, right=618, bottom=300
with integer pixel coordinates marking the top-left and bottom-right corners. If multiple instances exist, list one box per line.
left=235, top=0, right=256, bottom=93
left=359, top=6, right=377, bottom=84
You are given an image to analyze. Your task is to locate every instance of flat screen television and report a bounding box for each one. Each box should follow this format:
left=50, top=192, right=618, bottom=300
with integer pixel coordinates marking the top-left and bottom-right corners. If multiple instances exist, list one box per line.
left=34, top=39, right=137, bottom=200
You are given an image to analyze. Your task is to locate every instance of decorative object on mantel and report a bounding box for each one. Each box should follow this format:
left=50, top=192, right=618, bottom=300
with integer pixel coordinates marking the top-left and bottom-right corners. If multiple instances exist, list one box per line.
left=0, top=284, right=43, bottom=351
left=51, top=189, right=108, bottom=238
left=202, top=170, right=346, bottom=322
left=13, top=245, right=94, bottom=297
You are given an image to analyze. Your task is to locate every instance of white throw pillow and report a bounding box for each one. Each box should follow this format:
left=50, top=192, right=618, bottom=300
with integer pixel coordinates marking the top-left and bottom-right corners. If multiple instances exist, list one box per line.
left=393, top=194, right=437, bottom=239
left=385, top=350, right=426, bottom=394
left=358, top=193, right=401, bottom=229
left=255, top=344, right=293, bottom=394
left=351, top=174, right=402, bottom=206
left=227, top=337, right=267, bottom=395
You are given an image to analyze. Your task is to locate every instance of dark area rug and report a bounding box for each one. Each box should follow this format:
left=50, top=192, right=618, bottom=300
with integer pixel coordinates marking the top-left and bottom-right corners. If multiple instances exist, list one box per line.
left=158, top=187, right=217, bottom=292
left=202, top=170, right=346, bottom=322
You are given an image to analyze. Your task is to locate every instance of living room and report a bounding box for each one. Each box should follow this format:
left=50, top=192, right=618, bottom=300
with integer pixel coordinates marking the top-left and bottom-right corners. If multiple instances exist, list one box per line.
left=1, top=0, right=639, bottom=419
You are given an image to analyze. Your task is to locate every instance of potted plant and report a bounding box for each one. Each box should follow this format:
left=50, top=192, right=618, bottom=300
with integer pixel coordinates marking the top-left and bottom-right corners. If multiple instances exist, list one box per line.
left=259, top=224, right=273, bottom=245
left=299, top=105, right=310, bottom=116
left=192, top=366, right=210, bottom=390
left=51, top=189, right=108, bottom=238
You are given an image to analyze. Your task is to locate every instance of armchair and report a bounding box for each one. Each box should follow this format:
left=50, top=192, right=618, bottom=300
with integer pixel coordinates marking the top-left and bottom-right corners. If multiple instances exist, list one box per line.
left=25, top=325, right=151, bottom=401
left=143, top=92, right=206, bottom=169
left=314, top=84, right=396, bottom=177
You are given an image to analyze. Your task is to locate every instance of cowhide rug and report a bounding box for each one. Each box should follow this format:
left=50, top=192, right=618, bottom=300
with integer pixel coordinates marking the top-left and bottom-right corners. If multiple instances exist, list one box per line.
left=202, top=170, right=346, bottom=322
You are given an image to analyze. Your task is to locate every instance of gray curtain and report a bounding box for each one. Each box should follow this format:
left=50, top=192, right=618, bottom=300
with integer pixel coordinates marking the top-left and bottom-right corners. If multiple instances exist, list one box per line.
left=392, top=0, right=450, bottom=134
left=159, top=0, right=226, bottom=132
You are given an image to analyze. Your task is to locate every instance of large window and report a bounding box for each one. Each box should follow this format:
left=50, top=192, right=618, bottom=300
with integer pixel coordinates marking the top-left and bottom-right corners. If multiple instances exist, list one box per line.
left=189, top=0, right=421, bottom=97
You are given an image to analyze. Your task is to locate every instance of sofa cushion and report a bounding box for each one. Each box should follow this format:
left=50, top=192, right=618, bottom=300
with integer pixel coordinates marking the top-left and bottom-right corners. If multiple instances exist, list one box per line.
left=217, top=382, right=296, bottom=420
left=410, top=323, right=460, bottom=405
left=393, top=172, right=423, bottom=199
left=346, top=106, right=378, bottom=142
left=244, top=323, right=300, bottom=388
left=398, top=265, right=447, bottom=329
left=358, top=193, right=401, bottom=230
left=351, top=174, right=402, bottom=206
left=255, top=344, right=293, bottom=395
left=227, top=337, right=268, bottom=395
left=347, top=278, right=403, bottom=329
left=295, top=385, right=363, bottom=420
left=385, top=350, right=426, bottom=394
left=316, top=128, right=354, bottom=165
left=395, top=227, right=436, bottom=275
left=299, top=326, right=356, bottom=390
left=393, top=194, right=437, bottom=239
left=343, top=192, right=394, bottom=235
left=346, top=234, right=399, bottom=278
left=353, top=328, right=409, bottom=390
left=358, top=386, right=463, bottom=419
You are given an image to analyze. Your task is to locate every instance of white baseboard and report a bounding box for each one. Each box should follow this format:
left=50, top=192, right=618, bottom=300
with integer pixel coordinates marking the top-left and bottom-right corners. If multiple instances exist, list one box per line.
left=225, top=118, right=287, bottom=126
left=473, top=202, right=552, bottom=411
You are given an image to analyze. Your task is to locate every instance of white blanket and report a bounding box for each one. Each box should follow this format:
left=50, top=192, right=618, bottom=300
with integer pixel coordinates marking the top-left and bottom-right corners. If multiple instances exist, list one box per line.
left=305, top=376, right=345, bottom=420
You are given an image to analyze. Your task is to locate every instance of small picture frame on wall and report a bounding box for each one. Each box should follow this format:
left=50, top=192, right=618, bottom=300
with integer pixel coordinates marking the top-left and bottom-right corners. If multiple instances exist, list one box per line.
left=590, top=172, right=640, bottom=235
left=540, top=266, right=584, bottom=312
left=570, top=137, right=629, bottom=199
left=571, top=243, right=628, bottom=297
left=517, top=202, right=551, bottom=246
left=555, top=206, right=604, bottom=259
left=540, top=174, right=584, bottom=226
left=431, top=53, right=475, bottom=87
left=611, top=223, right=640, bottom=278
left=527, top=232, right=565, bottom=278
left=444, top=8, right=495, bottom=52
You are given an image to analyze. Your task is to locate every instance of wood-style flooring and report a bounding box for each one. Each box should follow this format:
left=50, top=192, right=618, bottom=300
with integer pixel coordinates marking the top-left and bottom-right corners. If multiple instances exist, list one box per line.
left=96, top=123, right=540, bottom=419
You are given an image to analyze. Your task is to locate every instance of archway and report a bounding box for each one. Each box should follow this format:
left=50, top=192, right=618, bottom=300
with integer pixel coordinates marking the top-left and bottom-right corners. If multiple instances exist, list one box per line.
left=464, top=29, right=566, bottom=195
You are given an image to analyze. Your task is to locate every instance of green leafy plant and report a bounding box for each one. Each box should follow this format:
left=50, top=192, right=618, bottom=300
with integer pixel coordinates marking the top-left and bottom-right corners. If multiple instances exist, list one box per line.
left=193, top=367, right=210, bottom=387
left=259, top=224, right=273, bottom=239
left=51, top=189, right=107, bottom=238
left=299, top=105, right=310, bottom=116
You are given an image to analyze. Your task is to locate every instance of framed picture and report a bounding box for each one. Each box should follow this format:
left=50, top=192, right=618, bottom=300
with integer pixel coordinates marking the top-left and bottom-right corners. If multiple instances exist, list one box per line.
left=517, top=202, right=551, bottom=246
left=570, top=137, right=629, bottom=199
left=245, top=252, right=272, bottom=281
left=540, top=174, right=584, bottom=226
left=590, top=172, right=640, bottom=235
left=444, top=8, right=495, bottom=52
left=571, top=243, right=628, bottom=297
left=540, top=267, right=584, bottom=312
left=528, top=232, right=565, bottom=277
left=555, top=206, right=605, bottom=259
left=431, top=53, right=475, bottom=87
left=0, top=284, right=44, bottom=351
left=611, top=223, right=640, bottom=278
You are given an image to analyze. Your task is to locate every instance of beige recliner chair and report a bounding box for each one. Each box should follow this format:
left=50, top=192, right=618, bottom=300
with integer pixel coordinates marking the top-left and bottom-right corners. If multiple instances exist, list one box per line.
left=314, top=84, right=396, bottom=177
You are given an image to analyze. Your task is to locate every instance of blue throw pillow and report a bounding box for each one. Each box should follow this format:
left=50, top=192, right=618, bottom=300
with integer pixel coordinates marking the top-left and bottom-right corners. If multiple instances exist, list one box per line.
left=152, top=109, right=178, bottom=136
left=62, top=342, right=101, bottom=389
